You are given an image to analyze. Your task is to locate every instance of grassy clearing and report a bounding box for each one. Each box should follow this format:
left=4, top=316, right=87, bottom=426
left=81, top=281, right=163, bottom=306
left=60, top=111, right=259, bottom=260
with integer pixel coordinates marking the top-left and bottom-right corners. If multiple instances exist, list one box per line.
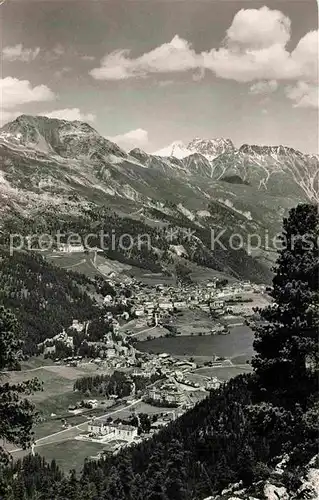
left=20, top=356, right=54, bottom=370
left=4, top=364, right=112, bottom=442
left=36, top=391, right=80, bottom=418
left=189, top=264, right=238, bottom=284
left=3, top=369, right=74, bottom=402
left=38, top=440, right=107, bottom=473
left=45, top=251, right=131, bottom=279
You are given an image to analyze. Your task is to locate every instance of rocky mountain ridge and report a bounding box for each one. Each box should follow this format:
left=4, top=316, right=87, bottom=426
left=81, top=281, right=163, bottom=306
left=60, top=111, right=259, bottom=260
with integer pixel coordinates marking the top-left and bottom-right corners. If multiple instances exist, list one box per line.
left=0, top=115, right=318, bottom=282
left=153, top=137, right=235, bottom=160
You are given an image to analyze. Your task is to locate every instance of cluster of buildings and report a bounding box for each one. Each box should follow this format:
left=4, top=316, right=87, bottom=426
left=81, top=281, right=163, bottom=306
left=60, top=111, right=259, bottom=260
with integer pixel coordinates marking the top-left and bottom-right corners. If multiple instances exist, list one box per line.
left=40, top=273, right=266, bottom=360
left=128, top=278, right=267, bottom=324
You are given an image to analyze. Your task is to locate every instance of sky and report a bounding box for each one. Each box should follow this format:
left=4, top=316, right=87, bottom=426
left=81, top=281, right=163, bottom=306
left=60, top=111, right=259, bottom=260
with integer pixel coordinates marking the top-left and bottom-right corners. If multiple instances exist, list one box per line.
left=0, top=0, right=318, bottom=153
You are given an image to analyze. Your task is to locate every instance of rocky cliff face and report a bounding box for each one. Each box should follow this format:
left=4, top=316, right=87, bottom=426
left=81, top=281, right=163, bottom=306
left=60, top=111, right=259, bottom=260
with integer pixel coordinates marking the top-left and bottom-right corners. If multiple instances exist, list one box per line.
left=203, top=456, right=319, bottom=500
left=188, top=137, right=235, bottom=160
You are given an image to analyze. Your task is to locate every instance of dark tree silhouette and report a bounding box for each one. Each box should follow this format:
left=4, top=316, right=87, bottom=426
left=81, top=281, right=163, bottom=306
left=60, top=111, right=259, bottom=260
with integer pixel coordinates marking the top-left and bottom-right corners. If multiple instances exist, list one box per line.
left=252, top=203, right=319, bottom=408
left=0, top=306, right=41, bottom=496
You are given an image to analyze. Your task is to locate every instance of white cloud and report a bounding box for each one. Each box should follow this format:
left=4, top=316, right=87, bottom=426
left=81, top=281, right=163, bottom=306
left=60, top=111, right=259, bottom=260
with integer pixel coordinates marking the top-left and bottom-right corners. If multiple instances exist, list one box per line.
left=52, top=44, right=65, bottom=57
left=249, top=80, right=278, bottom=94
left=88, top=6, right=318, bottom=111
left=285, top=82, right=319, bottom=109
left=290, top=31, right=318, bottom=82
left=2, top=44, right=40, bottom=62
left=203, top=9, right=318, bottom=84
left=107, top=129, right=149, bottom=150
left=225, top=6, right=291, bottom=49
left=90, top=35, right=200, bottom=80
left=41, top=108, right=96, bottom=122
left=203, top=44, right=291, bottom=83
left=0, top=77, right=55, bottom=109
left=0, top=77, right=55, bottom=126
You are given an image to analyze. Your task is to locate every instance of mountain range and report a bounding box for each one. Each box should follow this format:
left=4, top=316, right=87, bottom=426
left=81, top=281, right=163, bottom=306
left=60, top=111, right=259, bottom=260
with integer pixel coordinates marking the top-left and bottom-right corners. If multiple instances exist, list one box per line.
left=0, top=114, right=318, bottom=282
left=154, top=137, right=235, bottom=160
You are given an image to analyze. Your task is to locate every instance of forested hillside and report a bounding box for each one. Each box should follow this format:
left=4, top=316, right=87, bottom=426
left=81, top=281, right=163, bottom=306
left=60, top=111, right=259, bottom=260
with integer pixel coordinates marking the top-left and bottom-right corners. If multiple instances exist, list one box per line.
left=0, top=247, right=103, bottom=355
left=2, top=204, right=272, bottom=283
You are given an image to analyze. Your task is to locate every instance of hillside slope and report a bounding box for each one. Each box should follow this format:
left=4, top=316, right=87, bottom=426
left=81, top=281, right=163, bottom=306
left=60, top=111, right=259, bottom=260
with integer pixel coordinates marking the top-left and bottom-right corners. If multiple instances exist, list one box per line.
left=0, top=115, right=317, bottom=282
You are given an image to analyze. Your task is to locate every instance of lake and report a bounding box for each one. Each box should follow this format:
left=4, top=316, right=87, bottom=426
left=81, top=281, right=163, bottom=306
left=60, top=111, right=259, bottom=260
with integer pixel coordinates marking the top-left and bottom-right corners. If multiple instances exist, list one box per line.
left=136, top=325, right=254, bottom=362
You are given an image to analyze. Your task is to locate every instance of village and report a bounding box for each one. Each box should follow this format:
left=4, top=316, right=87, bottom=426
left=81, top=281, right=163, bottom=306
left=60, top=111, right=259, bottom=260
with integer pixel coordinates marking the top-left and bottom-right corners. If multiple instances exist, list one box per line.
left=34, top=274, right=270, bottom=458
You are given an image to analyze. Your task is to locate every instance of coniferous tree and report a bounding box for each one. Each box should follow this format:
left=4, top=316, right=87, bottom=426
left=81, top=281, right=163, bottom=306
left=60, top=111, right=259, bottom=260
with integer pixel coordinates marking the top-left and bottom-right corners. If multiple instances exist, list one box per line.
left=252, top=204, right=319, bottom=408
left=0, top=306, right=41, bottom=496
left=164, top=439, right=189, bottom=500
left=105, top=466, right=125, bottom=500
left=145, top=444, right=168, bottom=500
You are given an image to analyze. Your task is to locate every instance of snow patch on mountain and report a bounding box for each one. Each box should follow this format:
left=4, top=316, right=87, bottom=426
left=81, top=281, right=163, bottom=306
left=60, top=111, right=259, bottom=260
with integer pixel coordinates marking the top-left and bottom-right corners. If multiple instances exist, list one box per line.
left=153, top=137, right=236, bottom=161
left=218, top=199, right=253, bottom=220
left=177, top=203, right=195, bottom=221
left=188, top=137, right=235, bottom=160
left=153, top=141, right=192, bottom=159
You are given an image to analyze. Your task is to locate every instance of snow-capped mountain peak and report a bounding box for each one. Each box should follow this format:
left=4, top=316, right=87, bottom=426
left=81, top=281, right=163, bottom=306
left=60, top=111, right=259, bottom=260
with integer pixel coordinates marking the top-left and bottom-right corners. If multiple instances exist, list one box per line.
left=187, top=137, right=235, bottom=160
left=153, top=137, right=236, bottom=161
left=153, top=141, right=192, bottom=159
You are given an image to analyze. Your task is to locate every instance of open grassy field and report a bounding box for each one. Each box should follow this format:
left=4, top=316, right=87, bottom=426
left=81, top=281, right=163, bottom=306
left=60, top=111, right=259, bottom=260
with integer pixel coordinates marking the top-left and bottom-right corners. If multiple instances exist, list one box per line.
left=3, top=368, right=75, bottom=403
left=12, top=439, right=107, bottom=473
left=189, top=264, right=238, bottom=284
left=128, top=267, right=176, bottom=285
left=38, top=440, right=109, bottom=473
left=44, top=251, right=131, bottom=278
left=2, top=361, right=117, bottom=441
left=20, top=356, right=56, bottom=370
left=45, top=252, right=99, bottom=277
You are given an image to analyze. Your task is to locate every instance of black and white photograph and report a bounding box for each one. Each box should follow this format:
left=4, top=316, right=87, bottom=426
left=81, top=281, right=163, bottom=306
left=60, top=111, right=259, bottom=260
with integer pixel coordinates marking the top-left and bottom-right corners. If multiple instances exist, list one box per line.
left=0, top=0, right=318, bottom=499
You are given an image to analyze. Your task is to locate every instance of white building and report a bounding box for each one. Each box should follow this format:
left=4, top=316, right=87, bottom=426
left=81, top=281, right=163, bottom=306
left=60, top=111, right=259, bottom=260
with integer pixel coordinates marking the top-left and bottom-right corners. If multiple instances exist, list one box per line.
left=88, top=421, right=138, bottom=443
left=135, top=308, right=145, bottom=317
left=44, top=345, right=56, bottom=355
left=210, top=300, right=224, bottom=310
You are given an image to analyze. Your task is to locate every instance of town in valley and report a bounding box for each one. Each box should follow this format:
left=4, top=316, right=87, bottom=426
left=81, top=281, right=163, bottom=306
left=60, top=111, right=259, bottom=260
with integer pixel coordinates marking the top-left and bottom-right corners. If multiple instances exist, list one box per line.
left=5, top=256, right=270, bottom=470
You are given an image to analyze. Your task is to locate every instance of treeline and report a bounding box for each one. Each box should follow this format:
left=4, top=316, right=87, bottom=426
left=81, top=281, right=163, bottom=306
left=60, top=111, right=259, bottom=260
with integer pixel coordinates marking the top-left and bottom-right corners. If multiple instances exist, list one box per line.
left=74, top=370, right=161, bottom=398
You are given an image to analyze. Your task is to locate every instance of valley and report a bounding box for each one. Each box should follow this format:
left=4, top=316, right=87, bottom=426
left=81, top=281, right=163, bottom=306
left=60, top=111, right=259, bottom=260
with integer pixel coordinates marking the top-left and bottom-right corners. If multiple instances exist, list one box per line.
left=0, top=114, right=317, bottom=496
left=1, top=266, right=266, bottom=472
